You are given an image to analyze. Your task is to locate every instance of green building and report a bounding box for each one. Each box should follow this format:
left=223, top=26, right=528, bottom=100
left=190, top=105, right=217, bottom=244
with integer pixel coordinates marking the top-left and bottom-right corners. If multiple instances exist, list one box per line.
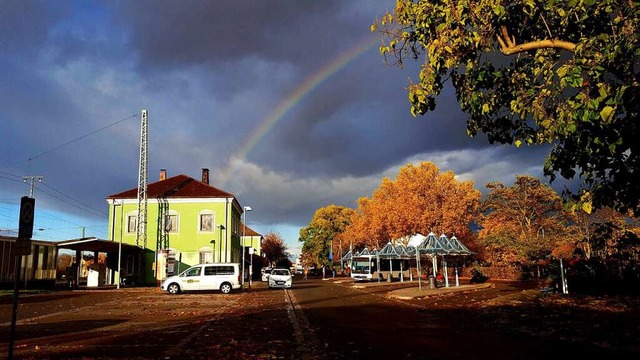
left=106, top=169, right=259, bottom=285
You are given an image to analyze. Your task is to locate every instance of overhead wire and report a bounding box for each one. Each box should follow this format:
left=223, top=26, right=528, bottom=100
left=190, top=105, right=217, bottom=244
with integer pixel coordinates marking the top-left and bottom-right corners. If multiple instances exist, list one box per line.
left=0, top=112, right=139, bottom=170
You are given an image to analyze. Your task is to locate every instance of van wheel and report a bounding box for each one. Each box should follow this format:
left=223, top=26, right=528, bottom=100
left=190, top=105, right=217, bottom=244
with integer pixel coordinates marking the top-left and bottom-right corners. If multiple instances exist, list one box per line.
left=220, top=283, right=232, bottom=294
left=167, top=283, right=181, bottom=294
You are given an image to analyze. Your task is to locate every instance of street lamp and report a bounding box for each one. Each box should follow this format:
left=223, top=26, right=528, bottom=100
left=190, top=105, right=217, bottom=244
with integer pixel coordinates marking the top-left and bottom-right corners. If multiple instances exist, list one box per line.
left=249, top=247, right=255, bottom=288
left=242, top=205, right=252, bottom=286
left=112, top=200, right=123, bottom=289
left=217, top=225, right=225, bottom=263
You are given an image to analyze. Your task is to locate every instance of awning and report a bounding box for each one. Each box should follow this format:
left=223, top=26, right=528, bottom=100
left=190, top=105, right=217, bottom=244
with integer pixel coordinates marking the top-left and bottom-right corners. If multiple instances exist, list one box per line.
left=55, top=237, right=141, bottom=253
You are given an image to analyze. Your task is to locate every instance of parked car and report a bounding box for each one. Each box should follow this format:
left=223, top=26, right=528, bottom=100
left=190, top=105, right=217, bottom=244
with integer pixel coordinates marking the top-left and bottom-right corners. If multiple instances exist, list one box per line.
left=161, top=263, right=241, bottom=294
left=268, top=268, right=293, bottom=289
left=261, top=267, right=272, bottom=282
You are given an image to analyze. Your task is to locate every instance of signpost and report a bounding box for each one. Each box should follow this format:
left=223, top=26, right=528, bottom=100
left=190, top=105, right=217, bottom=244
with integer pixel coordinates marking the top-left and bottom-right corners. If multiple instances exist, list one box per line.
left=9, top=196, right=35, bottom=360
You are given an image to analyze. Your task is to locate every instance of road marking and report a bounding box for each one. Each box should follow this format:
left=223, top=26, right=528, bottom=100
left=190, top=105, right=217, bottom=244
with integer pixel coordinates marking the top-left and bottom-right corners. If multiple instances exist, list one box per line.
left=284, top=289, right=323, bottom=360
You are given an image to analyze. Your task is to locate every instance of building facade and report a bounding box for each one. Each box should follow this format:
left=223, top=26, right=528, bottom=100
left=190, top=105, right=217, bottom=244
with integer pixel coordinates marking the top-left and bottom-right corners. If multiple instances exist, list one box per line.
left=106, top=169, right=247, bottom=285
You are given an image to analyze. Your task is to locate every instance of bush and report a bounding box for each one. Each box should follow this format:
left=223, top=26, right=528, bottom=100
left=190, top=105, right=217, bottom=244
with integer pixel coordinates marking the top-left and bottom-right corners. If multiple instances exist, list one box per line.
left=470, top=268, right=488, bottom=283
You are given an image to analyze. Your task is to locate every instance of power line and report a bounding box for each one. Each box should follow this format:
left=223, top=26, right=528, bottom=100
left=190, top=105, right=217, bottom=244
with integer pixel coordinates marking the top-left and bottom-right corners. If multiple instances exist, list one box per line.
left=34, top=185, right=108, bottom=219
left=39, top=182, right=108, bottom=217
left=0, top=170, right=21, bottom=179
left=0, top=112, right=139, bottom=169
left=35, top=209, right=84, bottom=227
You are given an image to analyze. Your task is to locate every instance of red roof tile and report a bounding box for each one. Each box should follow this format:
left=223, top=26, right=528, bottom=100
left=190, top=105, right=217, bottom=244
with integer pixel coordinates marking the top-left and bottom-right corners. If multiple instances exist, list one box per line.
left=241, top=223, right=262, bottom=237
left=106, top=174, right=235, bottom=199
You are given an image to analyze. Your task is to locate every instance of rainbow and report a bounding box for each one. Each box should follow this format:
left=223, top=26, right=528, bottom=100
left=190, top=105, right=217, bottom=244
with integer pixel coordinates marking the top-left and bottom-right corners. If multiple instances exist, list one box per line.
left=219, top=35, right=379, bottom=186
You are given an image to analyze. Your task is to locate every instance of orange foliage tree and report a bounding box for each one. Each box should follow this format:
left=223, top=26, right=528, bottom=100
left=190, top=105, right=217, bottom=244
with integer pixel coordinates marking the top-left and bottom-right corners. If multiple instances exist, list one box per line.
left=261, top=231, right=289, bottom=267
left=479, top=175, right=573, bottom=267
left=344, top=162, right=481, bottom=250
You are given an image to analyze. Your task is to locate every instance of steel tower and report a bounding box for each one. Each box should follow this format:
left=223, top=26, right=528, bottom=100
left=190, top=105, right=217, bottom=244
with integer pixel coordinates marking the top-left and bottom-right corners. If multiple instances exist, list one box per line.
left=136, top=109, right=148, bottom=248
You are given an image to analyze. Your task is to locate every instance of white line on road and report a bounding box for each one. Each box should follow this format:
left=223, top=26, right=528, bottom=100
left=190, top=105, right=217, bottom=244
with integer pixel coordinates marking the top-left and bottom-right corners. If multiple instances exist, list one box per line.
left=284, top=289, right=323, bottom=360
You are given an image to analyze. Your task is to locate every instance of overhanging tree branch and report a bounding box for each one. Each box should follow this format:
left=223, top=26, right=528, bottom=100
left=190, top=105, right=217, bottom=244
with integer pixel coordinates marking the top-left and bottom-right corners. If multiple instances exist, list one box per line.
left=496, top=25, right=576, bottom=55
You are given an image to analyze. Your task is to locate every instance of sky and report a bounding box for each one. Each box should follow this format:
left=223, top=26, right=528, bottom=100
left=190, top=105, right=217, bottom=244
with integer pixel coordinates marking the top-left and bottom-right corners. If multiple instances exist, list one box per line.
left=0, top=1, right=572, bottom=257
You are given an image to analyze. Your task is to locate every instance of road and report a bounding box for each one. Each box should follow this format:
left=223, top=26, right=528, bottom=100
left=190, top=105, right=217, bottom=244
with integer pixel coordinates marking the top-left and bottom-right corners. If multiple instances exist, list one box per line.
left=0, top=277, right=638, bottom=359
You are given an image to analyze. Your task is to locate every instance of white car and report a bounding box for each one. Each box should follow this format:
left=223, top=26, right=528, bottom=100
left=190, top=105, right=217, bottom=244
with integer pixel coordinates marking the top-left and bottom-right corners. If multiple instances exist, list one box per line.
left=268, top=268, right=292, bottom=289
left=161, top=263, right=241, bottom=294
left=261, top=268, right=272, bottom=282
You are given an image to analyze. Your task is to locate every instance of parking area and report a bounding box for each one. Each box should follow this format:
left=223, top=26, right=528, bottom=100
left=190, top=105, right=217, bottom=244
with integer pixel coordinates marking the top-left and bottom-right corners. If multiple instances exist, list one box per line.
left=0, top=285, right=297, bottom=359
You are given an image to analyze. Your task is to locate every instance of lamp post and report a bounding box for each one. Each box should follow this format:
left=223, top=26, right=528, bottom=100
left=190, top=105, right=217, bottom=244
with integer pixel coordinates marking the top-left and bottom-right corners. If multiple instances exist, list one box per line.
left=249, top=247, right=254, bottom=288
left=217, top=225, right=225, bottom=264
left=209, top=240, right=215, bottom=263
left=242, top=206, right=252, bottom=286
left=113, top=200, right=123, bottom=289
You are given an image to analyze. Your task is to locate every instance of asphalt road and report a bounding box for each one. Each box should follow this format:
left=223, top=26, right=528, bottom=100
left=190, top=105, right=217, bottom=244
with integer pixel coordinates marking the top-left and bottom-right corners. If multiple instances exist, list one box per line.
left=0, top=277, right=638, bottom=359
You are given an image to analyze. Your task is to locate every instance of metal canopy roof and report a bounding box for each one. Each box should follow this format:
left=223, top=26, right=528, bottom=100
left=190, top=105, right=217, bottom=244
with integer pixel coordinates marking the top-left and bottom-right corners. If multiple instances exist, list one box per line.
left=55, top=237, right=141, bottom=253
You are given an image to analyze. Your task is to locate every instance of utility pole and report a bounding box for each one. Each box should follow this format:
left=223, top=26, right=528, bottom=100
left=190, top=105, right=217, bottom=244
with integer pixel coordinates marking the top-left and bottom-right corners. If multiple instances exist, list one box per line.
left=22, top=176, right=43, bottom=197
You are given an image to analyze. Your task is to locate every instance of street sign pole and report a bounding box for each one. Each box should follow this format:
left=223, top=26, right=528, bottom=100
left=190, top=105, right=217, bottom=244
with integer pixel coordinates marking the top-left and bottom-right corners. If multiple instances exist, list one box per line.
left=9, top=196, right=35, bottom=360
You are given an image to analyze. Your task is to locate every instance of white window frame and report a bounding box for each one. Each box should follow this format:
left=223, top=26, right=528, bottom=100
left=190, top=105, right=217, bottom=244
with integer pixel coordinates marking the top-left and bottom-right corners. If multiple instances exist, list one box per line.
left=198, top=210, right=215, bottom=233
left=126, top=212, right=138, bottom=234
left=163, top=210, right=180, bottom=234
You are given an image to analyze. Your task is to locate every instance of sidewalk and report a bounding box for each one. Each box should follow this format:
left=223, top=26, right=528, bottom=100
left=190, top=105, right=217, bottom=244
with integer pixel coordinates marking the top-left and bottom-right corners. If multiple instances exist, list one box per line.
left=388, top=282, right=494, bottom=299
left=322, top=276, right=494, bottom=299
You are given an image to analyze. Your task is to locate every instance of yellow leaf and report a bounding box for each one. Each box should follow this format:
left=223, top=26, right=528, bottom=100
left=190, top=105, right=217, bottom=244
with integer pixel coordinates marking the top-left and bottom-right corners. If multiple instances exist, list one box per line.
left=515, top=140, right=522, bottom=147
left=582, top=201, right=593, bottom=214
left=600, top=106, right=614, bottom=122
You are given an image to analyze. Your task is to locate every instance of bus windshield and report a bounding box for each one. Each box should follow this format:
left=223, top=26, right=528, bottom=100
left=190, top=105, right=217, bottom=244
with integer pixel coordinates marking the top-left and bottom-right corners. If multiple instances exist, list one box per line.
left=353, top=259, right=371, bottom=274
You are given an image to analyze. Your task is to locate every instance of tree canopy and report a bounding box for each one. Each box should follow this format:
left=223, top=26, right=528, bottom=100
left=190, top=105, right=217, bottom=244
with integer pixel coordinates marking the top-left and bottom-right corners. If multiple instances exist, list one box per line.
left=261, top=231, right=290, bottom=267
left=478, top=175, right=573, bottom=266
left=374, top=0, right=640, bottom=213
left=299, top=205, right=355, bottom=268
left=344, top=161, right=481, bottom=249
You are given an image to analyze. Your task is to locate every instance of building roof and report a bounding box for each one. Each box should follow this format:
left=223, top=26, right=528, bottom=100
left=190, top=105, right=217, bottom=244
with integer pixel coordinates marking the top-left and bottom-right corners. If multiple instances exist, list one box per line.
left=241, top=223, right=262, bottom=237
left=106, top=174, right=235, bottom=199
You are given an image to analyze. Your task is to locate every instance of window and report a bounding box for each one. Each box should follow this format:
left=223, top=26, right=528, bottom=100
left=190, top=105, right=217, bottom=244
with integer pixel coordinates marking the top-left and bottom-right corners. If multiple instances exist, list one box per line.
left=127, top=215, right=137, bottom=234
left=203, top=265, right=234, bottom=275
left=164, top=213, right=179, bottom=233
left=183, top=267, right=201, bottom=277
left=199, top=213, right=214, bottom=232
left=199, top=251, right=212, bottom=264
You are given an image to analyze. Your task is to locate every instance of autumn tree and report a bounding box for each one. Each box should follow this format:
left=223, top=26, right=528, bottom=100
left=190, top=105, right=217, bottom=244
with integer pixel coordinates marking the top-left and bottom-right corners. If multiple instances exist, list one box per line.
left=479, top=175, right=572, bottom=267
left=261, top=231, right=289, bottom=267
left=345, top=161, right=481, bottom=250
left=374, top=1, right=640, bottom=213
left=299, top=205, right=355, bottom=268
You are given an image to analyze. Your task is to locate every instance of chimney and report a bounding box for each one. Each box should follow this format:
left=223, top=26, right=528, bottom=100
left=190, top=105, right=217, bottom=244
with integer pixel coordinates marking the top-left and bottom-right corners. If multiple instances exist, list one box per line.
left=202, top=168, right=210, bottom=185
left=160, top=169, right=167, bottom=181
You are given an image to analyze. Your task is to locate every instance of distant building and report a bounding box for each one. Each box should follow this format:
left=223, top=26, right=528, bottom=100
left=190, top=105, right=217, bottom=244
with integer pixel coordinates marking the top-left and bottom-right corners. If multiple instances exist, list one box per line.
left=0, top=235, right=58, bottom=287
left=106, top=168, right=256, bottom=285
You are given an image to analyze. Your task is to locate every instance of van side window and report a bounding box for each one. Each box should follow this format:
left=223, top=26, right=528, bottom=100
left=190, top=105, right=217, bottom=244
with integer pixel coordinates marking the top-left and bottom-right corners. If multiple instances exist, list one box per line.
left=216, top=266, right=234, bottom=275
left=204, top=266, right=216, bottom=276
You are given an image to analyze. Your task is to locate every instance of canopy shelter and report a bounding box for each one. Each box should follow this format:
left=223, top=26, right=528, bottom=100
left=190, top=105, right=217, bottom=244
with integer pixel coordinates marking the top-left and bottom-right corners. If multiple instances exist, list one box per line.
left=56, top=237, right=143, bottom=288
left=341, top=250, right=352, bottom=262
left=449, top=235, right=474, bottom=255
left=349, top=233, right=474, bottom=286
left=379, top=241, right=401, bottom=282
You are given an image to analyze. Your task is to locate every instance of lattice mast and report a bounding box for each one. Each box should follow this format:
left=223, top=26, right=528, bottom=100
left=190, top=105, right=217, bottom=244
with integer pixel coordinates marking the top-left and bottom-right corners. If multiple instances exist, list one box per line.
left=136, top=109, right=148, bottom=248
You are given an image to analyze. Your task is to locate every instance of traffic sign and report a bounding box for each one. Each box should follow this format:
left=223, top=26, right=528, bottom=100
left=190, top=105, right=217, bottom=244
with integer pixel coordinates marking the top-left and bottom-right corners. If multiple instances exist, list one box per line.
left=18, top=196, right=35, bottom=239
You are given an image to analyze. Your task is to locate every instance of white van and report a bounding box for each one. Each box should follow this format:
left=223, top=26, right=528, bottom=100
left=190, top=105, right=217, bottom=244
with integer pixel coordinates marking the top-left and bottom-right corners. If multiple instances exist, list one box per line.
left=161, top=263, right=241, bottom=294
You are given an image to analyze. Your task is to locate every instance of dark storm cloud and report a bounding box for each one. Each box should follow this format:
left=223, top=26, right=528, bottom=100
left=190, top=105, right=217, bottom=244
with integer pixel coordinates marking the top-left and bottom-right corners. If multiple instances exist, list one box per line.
left=113, top=0, right=361, bottom=70
left=0, top=1, right=69, bottom=54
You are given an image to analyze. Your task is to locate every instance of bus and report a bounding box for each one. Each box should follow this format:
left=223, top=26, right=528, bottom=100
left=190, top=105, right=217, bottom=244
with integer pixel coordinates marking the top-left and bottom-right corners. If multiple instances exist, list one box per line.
left=351, top=255, right=411, bottom=281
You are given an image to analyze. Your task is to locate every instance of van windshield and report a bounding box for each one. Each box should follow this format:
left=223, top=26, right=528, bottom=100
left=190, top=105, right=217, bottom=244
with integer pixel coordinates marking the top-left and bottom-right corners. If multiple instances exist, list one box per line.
left=181, top=267, right=201, bottom=277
